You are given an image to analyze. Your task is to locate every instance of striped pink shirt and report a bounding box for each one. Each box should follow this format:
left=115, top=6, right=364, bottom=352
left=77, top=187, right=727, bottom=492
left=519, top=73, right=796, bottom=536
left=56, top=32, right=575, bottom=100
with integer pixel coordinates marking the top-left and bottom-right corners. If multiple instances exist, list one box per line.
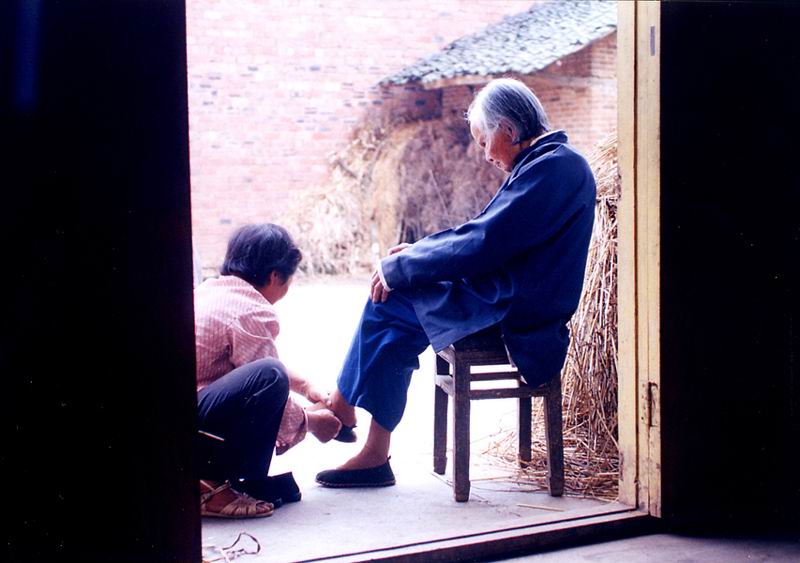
left=194, top=275, right=307, bottom=453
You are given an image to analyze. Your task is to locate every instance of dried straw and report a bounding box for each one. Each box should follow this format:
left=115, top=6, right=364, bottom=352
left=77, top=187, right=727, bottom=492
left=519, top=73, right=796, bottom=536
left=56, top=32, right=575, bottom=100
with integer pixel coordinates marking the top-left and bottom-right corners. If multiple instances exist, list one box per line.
left=282, top=121, right=398, bottom=275
left=283, top=115, right=503, bottom=274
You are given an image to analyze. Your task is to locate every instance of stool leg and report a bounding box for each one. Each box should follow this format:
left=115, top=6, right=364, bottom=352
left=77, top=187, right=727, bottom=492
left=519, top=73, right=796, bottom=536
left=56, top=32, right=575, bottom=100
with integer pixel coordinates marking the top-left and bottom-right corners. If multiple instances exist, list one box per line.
left=452, top=355, right=471, bottom=502
left=433, top=356, right=449, bottom=474
left=543, top=379, right=564, bottom=497
left=518, top=396, right=532, bottom=467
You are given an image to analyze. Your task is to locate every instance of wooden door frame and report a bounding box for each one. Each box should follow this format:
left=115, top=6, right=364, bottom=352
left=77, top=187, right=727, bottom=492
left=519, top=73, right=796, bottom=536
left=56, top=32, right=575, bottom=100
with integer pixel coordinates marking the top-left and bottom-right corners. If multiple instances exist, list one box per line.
left=304, top=2, right=664, bottom=560
left=617, top=0, right=661, bottom=516
left=193, top=3, right=661, bottom=560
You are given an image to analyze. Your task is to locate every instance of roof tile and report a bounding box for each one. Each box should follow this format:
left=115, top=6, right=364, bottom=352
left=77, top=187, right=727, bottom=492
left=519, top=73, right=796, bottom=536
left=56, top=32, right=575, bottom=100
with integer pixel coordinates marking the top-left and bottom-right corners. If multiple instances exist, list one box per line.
left=382, top=0, right=616, bottom=85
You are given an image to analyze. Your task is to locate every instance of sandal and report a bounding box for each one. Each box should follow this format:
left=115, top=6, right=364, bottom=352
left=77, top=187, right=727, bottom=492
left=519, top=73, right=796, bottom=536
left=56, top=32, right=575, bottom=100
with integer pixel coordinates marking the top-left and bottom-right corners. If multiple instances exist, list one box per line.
left=200, top=480, right=274, bottom=519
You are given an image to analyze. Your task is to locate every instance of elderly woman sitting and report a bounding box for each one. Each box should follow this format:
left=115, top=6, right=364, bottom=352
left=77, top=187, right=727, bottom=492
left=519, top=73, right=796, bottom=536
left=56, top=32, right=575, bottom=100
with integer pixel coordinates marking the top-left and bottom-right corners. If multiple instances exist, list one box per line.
left=196, top=224, right=342, bottom=518
left=317, top=78, right=597, bottom=487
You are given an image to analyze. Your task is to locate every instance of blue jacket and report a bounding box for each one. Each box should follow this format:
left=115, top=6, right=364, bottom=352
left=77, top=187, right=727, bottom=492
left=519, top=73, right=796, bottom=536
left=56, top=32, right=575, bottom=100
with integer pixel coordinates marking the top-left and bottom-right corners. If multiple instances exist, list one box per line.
left=381, top=130, right=596, bottom=386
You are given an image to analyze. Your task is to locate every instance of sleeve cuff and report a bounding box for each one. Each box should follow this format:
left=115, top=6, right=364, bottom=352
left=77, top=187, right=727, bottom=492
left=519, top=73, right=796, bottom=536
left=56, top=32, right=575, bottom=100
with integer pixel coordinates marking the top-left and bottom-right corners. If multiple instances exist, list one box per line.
left=275, top=396, right=308, bottom=455
left=377, top=260, right=392, bottom=292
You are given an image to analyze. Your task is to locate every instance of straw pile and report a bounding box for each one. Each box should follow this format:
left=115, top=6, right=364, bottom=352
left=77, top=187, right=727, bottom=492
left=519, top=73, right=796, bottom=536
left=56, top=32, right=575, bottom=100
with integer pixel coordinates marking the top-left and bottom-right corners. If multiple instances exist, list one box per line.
left=282, top=121, right=404, bottom=275
left=482, top=131, right=620, bottom=501
left=284, top=115, right=503, bottom=274
left=394, top=119, right=503, bottom=243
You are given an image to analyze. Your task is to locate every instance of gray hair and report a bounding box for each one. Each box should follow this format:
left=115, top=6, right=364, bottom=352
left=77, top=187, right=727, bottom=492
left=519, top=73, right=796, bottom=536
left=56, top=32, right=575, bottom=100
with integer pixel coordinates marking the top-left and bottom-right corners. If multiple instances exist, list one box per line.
left=466, top=78, right=550, bottom=144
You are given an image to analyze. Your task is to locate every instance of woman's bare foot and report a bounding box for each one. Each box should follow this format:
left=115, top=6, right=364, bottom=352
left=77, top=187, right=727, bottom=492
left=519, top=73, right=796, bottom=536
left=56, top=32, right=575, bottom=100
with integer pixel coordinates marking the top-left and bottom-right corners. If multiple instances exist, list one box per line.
left=337, top=448, right=388, bottom=470
left=306, top=408, right=343, bottom=443
left=336, top=419, right=390, bottom=470
left=329, top=389, right=357, bottom=427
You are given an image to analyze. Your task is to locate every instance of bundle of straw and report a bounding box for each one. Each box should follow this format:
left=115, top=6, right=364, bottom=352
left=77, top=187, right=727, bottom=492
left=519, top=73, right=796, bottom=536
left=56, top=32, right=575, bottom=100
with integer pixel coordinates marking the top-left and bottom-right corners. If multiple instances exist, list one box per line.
left=284, top=115, right=503, bottom=274
left=282, top=121, right=390, bottom=275
left=482, top=131, right=620, bottom=501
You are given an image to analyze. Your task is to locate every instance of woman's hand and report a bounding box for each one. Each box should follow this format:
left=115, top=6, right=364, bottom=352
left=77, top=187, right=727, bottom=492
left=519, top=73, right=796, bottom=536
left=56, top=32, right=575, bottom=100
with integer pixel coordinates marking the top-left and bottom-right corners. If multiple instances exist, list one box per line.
left=370, top=270, right=389, bottom=304
left=288, top=369, right=332, bottom=407
left=306, top=409, right=342, bottom=443
left=304, top=384, right=331, bottom=408
left=370, top=243, right=411, bottom=303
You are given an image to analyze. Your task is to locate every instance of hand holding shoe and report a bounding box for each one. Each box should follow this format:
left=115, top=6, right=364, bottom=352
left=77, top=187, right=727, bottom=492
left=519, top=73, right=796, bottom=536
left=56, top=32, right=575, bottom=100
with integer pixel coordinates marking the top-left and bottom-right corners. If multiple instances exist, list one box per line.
left=306, top=408, right=342, bottom=443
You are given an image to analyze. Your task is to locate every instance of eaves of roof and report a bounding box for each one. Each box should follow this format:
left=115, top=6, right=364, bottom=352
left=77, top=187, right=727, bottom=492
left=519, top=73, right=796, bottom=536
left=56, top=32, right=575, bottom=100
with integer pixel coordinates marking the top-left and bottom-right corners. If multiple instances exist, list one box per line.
left=382, top=0, right=617, bottom=88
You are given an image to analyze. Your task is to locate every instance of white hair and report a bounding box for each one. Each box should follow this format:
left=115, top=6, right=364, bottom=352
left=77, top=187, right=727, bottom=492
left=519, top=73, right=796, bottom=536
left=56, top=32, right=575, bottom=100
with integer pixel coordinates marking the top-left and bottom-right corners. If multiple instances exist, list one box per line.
left=466, top=78, right=550, bottom=143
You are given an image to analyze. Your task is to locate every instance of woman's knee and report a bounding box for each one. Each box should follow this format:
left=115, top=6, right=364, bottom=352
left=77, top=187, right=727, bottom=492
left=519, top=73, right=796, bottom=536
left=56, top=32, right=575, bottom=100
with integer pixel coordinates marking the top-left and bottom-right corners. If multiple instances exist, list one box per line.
left=248, top=358, right=289, bottom=401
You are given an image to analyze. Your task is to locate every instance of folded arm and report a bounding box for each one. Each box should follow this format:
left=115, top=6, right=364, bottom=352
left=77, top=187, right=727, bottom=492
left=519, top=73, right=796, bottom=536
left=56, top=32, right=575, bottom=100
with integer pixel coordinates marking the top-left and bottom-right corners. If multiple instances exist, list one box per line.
left=380, top=157, right=588, bottom=291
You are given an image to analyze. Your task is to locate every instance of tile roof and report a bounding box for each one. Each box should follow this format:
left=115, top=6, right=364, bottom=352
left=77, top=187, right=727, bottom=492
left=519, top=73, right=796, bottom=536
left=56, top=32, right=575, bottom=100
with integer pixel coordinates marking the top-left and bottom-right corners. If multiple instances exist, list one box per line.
left=382, top=0, right=617, bottom=86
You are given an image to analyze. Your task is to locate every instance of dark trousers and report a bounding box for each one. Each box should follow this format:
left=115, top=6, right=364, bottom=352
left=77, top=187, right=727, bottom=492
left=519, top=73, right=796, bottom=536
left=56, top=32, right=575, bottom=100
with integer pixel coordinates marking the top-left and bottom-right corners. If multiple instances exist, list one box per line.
left=337, top=292, right=431, bottom=432
left=197, top=358, right=289, bottom=482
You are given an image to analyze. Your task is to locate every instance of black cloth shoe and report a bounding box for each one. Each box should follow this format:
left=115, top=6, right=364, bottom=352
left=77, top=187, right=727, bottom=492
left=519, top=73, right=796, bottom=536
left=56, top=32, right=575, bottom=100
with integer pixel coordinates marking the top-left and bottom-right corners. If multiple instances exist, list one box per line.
left=315, top=459, right=395, bottom=488
left=233, top=472, right=302, bottom=507
left=333, top=425, right=357, bottom=443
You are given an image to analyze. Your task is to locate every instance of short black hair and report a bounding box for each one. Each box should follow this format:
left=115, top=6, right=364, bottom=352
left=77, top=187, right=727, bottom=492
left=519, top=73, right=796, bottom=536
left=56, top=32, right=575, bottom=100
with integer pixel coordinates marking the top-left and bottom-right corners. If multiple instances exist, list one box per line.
left=220, top=223, right=302, bottom=287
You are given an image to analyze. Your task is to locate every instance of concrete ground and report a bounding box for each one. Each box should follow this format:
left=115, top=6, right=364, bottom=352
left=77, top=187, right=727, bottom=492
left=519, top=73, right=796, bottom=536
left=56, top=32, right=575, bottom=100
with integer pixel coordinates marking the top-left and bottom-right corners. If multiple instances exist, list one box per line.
left=202, top=276, right=613, bottom=561
left=201, top=277, right=800, bottom=562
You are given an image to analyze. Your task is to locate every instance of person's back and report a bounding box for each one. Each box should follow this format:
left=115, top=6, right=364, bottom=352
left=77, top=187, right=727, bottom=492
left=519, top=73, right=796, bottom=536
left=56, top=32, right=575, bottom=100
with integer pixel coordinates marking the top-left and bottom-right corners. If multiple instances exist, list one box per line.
left=499, top=133, right=596, bottom=385
left=194, top=275, right=280, bottom=391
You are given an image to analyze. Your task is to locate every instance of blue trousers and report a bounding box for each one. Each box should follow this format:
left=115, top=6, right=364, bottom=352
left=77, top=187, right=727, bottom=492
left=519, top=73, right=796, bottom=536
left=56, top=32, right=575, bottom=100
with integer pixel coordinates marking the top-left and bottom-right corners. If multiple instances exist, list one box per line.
left=197, top=358, right=289, bottom=482
left=337, top=291, right=431, bottom=432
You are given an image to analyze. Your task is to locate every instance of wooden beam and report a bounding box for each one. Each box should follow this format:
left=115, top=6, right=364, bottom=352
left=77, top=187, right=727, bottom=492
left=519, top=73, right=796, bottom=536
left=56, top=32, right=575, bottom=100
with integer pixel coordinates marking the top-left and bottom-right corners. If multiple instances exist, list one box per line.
left=311, top=507, right=655, bottom=562
left=530, top=72, right=617, bottom=89
left=420, top=70, right=616, bottom=92
left=616, top=0, right=639, bottom=510
left=470, top=388, right=539, bottom=400
left=420, top=75, right=492, bottom=91
left=468, top=371, right=522, bottom=382
left=635, top=0, right=662, bottom=519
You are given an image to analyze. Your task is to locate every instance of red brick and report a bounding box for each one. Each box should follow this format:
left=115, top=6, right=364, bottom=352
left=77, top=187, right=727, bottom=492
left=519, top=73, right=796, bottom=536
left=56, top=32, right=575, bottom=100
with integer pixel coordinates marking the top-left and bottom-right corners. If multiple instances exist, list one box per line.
left=186, top=1, right=616, bottom=270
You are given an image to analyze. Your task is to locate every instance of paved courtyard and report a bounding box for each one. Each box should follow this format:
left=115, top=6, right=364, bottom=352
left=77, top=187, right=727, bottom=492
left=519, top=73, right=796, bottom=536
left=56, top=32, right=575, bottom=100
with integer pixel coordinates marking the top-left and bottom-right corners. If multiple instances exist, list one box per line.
left=201, top=276, right=611, bottom=562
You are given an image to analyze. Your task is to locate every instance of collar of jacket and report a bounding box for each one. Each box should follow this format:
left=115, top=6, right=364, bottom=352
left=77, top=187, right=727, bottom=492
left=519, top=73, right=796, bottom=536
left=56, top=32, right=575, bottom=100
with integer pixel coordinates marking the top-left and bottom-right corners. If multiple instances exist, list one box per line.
left=475, top=129, right=570, bottom=216
left=508, top=130, right=568, bottom=184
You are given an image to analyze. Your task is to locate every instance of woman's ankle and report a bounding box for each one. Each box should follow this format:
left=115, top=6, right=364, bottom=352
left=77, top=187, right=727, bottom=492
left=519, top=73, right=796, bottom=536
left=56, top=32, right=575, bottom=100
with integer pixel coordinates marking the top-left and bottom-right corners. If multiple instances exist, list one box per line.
left=338, top=448, right=389, bottom=470
left=329, top=390, right=357, bottom=427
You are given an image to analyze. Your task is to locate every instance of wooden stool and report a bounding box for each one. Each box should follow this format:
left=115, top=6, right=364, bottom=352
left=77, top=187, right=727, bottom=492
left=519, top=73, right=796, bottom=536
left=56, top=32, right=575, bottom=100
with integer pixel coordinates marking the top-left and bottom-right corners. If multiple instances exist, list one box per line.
left=433, top=327, right=564, bottom=502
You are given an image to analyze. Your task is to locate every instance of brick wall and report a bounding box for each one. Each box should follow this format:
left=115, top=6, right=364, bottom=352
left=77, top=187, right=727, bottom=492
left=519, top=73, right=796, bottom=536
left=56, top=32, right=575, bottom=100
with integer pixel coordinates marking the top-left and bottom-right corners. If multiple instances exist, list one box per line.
left=187, top=0, right=538, bottom=271
left=532, top=33, right=618, bottom=154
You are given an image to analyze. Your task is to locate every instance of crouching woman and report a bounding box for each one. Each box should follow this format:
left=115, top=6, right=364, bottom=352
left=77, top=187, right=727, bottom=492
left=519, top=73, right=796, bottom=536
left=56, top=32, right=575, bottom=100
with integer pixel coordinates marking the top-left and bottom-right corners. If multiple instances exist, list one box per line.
left=195, top=224, right=341, bottom=518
